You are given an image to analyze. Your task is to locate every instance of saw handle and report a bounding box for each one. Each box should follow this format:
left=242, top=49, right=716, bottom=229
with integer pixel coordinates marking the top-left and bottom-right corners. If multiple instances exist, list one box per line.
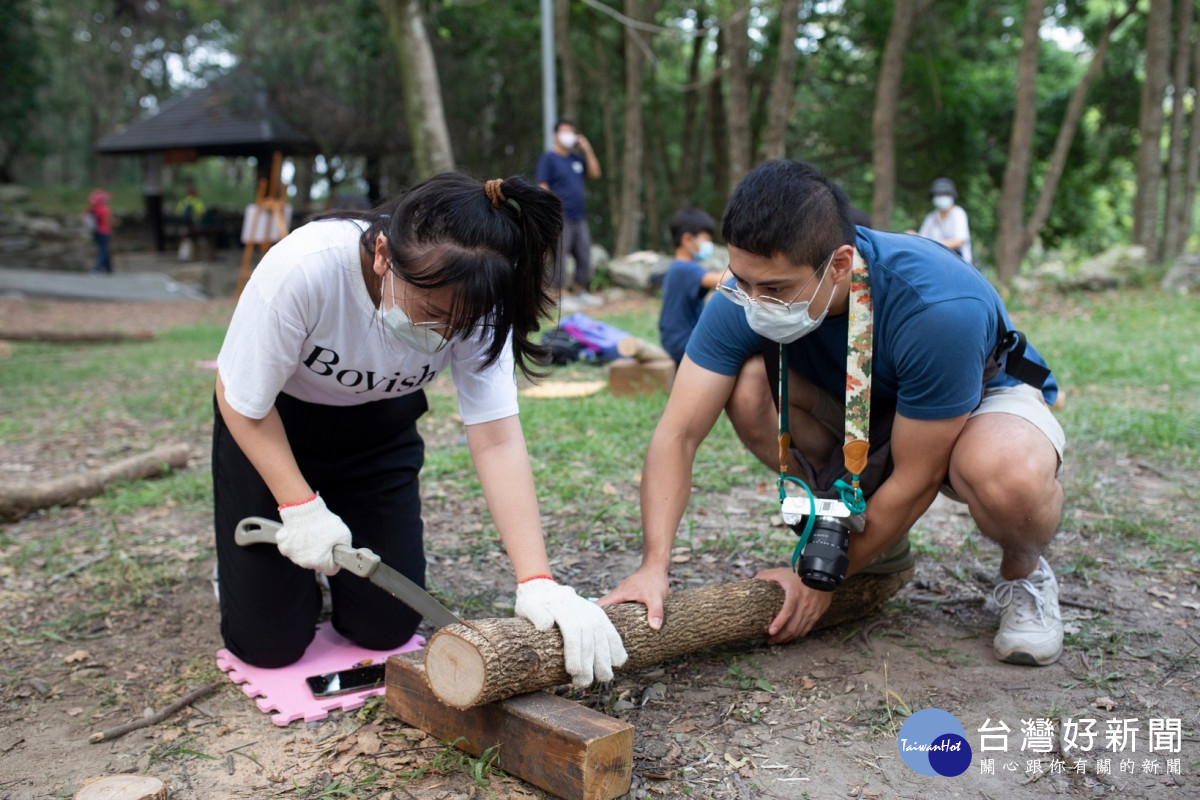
left=234, top=516, right=381, bottom=577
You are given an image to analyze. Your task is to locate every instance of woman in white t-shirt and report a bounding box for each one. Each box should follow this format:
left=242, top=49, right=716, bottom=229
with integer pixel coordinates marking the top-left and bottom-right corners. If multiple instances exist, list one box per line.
left=213, top=173, right=625, bottom=686
left=916, top=177, right=973, bottom=266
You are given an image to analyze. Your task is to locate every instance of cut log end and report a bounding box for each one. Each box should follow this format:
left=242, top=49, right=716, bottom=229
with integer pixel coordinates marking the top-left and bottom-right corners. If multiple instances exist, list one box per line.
left=74, top=775, right=167, bottom=800
left=424, top=630, right=488, bottom=709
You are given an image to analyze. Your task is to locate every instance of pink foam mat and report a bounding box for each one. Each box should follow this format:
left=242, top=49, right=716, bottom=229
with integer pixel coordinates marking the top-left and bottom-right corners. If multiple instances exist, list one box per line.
left=216, top=622, right=425, bottom=726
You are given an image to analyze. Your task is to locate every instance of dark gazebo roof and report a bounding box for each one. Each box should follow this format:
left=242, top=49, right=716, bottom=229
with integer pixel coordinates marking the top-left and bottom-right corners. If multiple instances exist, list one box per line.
left=96, top=74, right=318, bottom=158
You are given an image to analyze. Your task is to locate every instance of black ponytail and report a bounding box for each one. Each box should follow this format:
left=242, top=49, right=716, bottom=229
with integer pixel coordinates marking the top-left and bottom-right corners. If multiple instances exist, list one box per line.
left=315, top=173, right=561, bottom=380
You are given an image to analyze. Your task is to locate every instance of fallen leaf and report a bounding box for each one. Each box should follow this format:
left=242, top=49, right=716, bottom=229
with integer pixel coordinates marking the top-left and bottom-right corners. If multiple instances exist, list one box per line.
left=724, top=753, right=749, bottom=769
left=601, top=482, right=617, bottom=495
left=63, top=650, right=90, bottom=664
left=65, top=707, right=83, bottom=717
left=355, top=730, right=382, bottom=755
left=1147, top=587, right=1175, bottom=600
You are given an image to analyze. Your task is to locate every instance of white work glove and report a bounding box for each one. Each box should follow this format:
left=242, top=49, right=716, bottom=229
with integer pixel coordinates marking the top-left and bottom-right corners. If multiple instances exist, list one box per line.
left=514, top=578, right=629, bottom=687
left=276, top=494, right=352, bottom=576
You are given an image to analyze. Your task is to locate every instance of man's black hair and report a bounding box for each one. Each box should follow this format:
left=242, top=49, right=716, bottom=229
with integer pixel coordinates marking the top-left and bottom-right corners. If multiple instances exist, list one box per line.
left=669, top=207, right=716, bottom=248
left=721, top=160, right=857, bottom=269
left=554, top=118, right=576, bottom=131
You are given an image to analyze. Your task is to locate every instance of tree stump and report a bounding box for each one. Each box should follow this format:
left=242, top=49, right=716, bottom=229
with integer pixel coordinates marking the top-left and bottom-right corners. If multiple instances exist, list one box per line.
left=425, top=569, right=912, bottom=708
left=74, top=775, right=167, bottom=800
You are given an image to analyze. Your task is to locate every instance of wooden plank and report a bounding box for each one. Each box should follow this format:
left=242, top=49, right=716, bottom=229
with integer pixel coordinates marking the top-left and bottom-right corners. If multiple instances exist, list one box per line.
left=385, top=652, right=633, bottom=800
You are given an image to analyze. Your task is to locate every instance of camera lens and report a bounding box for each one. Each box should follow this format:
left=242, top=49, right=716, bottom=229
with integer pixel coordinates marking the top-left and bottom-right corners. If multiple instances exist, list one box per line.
left=798, top=517, right=850, bottom=592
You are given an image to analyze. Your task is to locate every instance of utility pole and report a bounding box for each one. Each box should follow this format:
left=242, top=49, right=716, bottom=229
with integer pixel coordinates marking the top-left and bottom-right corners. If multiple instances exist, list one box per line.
left=541, top=0, right=557, bottom=150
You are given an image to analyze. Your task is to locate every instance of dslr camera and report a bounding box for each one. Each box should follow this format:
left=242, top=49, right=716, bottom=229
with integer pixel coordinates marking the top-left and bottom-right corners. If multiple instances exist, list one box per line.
left=781, top=495, right=865, bottom=592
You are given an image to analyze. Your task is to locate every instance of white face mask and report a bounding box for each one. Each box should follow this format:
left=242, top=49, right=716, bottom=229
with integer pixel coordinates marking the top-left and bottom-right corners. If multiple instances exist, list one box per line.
left=932, top=194, right=954, bottom=211
left=378, top=271, right=450, bottom=354
left=742, top=261, right=835, bottom=344
left=695, top=240, right=714, bottom=262
left=557, top=130, right=578, bottom=149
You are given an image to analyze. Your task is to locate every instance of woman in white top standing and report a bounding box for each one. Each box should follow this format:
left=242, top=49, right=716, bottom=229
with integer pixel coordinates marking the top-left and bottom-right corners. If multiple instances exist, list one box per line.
left=212, top=172, right=625, bottom=686
left=916, top=177, right=973, bottom=266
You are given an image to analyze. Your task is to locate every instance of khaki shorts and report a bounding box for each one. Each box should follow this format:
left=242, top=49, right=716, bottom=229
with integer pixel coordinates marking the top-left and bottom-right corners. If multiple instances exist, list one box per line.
left=805, top=381, right=1064, bottom=503
left=939, top=383, right=1065, bottom=503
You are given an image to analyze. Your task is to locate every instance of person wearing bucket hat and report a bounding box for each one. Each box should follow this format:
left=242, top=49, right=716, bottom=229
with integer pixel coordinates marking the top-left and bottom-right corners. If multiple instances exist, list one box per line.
left=86, top=189, right=114, bottom=274
left=916, top=177, right=973, bottom=266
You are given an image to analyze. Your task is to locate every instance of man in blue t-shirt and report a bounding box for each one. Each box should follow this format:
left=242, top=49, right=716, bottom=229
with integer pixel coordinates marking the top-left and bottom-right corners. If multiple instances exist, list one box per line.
left=536, top=118, right=602, bottom=308
left=601, top=159, right=1067, bottom=667
left=658, top=207, right=722, bottom=364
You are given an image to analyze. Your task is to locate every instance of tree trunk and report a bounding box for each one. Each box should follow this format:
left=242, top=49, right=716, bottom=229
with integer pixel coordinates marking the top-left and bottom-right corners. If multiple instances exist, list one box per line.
left=994, top=0, right=1046, bottom=284
left=1019, top=7, right=1135, bottom=260
left=424, top=570, right=913, bottom=708
left=378, top=0, right=454, bottom=178
left=1162, top=0, right=1194, bottom=260
left=614, top=0, right=652, bottom=256
left=870, top=0, right=926, bottom=230
left=708, top=27, right=730, bottom=202
left=1132, top=0, right=1173, bottom=252
left=675, top=27, right=708, bottom=207
left=556, top=0, right=581, bottom=121
left=589, top=25, right=621, bottom=240
left=1182, top=15, right=1200, bottom=249
left=725, top=1, right=752, bottom=194
left=0, top=444, right=190, bottom=522
left=761, top=0, right=801, bottom=162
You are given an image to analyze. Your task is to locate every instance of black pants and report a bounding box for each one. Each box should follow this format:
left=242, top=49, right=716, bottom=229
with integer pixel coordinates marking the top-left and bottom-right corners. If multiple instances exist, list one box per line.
left=212, top=391, right=428, bottom=668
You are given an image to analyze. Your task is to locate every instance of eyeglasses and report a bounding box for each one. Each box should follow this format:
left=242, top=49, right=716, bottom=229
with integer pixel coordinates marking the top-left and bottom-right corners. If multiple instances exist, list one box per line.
left=713, top=250, right=835, bottom=316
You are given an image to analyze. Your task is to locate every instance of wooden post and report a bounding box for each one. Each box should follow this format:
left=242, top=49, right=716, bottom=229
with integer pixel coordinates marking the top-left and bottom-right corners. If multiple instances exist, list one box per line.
left=235, top=151, right=291, bottom=298
left=424, top=570, right=913, bottom=709
left=386, top=653, right=633, bottom=800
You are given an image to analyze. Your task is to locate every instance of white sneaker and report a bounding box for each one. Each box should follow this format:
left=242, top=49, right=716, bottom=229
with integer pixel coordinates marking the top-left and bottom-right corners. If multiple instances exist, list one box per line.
left=559, top=294, right=583, bottom=313
left=992, top=556, right=1063, bottom=665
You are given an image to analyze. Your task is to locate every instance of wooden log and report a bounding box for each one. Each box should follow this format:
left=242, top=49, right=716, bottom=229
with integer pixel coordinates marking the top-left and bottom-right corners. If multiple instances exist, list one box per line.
left=425, top=569, right=912, bottom=709
left=606, top=359, right=676, bottom=396
left=0, top=443, right=190, bottom=521
left=74, top=775, right=167, bottom=800
left=0, top=330, right=155, bottom=343
left=615, top=335, right=669, bottom=363
left=386, top=652, right=633, bottom=800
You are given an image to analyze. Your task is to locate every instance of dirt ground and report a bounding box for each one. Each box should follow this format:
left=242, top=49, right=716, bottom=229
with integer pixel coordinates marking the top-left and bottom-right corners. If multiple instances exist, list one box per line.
left=1, top=290, right=1198, bottom=800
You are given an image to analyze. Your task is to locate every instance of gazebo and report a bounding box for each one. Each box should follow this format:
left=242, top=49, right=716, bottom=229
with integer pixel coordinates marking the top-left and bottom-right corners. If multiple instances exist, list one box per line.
left=95, top=73, right=318, bottom=252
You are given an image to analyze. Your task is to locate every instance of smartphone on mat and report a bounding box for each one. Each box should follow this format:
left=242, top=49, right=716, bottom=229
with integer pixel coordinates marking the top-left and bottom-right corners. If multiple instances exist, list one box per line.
left=305, top=663, right=386, bottom=698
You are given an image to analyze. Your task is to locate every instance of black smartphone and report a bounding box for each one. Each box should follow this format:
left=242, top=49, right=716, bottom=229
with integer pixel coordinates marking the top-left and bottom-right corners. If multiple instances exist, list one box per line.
left=305, top=663, right=386, bottom=698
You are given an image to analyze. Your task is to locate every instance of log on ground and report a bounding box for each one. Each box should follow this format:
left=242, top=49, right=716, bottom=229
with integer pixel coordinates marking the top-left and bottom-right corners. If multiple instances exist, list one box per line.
left=386, top=652, right=632, bottom=800
left=425, top=568, right=912, bottom=709
left=0, top=443, right=191, bottom=521
left=0, top=329, right=155, bottom=343
left=73, top=775, right=167, bottom=800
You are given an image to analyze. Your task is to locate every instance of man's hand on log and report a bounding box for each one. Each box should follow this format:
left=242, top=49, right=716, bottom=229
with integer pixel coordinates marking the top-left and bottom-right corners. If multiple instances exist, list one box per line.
left=754, top=568, right=833, bottom=645
left=514, top=579, right=629, bottom=686
left=597, top=567, right=669, bottom=631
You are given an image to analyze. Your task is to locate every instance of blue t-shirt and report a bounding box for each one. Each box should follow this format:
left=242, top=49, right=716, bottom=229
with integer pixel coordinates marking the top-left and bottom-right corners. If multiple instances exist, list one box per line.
left=658, top=258, right=712, bottom=364
left=535, top=151, right=587, bottom=222
left=685, top=228, right=1058, bottom=419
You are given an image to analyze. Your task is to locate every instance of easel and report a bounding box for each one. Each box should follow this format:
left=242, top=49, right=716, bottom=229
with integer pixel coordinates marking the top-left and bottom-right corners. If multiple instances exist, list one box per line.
left=235, top=151, right=290, bottom=297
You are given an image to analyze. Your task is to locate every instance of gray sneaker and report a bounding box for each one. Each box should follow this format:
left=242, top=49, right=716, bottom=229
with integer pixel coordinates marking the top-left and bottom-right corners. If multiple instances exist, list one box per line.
left=992, top=556, right=1063, bottom=665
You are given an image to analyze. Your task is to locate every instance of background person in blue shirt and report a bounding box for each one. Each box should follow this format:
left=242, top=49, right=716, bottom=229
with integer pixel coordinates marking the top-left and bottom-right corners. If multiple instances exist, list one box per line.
left=602, top=159, right=1066, bottom=668
left=536, top=119, right=602, bottom=308
left=658, top=208, right=722, bottom=364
